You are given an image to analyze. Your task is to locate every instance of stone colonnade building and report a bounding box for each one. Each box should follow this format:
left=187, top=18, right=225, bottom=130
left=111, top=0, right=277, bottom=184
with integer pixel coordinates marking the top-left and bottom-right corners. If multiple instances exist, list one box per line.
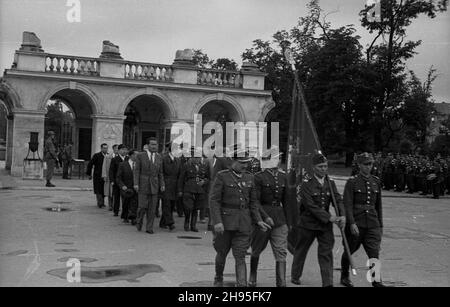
left=0, top=32, right=276, bottom=177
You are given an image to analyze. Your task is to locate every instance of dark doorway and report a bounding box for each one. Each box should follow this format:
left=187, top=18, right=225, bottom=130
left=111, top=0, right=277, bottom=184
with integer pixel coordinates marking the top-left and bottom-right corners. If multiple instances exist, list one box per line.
left=78, top=128, right=92, bottom=160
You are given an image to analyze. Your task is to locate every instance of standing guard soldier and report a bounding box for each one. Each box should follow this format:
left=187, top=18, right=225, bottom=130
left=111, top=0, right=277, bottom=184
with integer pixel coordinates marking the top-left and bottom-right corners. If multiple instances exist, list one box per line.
left=291, top=153, right=346, bottom=287
left=340, top=152, right=385, bottom=287
left=209, top=147, right=271, bottom=287
left=44, top=131, right=58, bottom=187
left=249, top=150, right=290, bottom=287
left=178, top=147, right=210, bottom=232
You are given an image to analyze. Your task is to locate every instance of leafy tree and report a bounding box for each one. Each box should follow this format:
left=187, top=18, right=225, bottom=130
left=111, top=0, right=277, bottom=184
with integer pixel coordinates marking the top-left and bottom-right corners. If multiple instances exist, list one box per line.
left=360, top=0, right=448, bottom=150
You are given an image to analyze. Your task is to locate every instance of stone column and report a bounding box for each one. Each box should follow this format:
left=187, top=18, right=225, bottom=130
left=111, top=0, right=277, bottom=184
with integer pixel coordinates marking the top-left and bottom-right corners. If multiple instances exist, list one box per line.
left=5, top=114, right=14, bottom=170
left=10, top=109, right=46, bottom=177
left=91, top=115, right=125, bottom=155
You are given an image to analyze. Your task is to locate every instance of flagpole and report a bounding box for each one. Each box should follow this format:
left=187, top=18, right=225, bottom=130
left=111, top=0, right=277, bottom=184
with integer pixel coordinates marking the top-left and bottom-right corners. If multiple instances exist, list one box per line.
left=284, top=47, right=357, bottom=276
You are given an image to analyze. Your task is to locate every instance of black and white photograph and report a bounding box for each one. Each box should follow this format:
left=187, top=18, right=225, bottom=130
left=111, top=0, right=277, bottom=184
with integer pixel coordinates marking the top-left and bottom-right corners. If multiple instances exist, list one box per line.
left=0, top=0, right=449, bottom=291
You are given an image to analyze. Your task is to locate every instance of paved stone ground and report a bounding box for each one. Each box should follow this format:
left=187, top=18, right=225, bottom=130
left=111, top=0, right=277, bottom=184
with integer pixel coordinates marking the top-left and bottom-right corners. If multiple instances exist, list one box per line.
left=0, top=170, right=449, bottom=287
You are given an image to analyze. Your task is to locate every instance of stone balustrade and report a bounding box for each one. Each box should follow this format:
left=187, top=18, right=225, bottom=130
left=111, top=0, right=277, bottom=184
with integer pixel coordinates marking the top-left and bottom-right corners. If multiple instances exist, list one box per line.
left=197, top=68, right=243, bottom=88
left=124, top=62, right=174, bottom=81
left=45, top=54, right=99, bottom=76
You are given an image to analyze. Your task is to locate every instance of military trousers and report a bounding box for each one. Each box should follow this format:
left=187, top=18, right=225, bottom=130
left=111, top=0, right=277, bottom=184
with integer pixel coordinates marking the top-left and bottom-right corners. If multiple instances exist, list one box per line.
left=251, top=224, right=288, bottom=262
left=291, top=226, right=334, bottom=287
left=341, top=226, right=381, bottom=274
left=46, top=159, right=55, bottom=181
left=213, top=230, right=251, bottom=266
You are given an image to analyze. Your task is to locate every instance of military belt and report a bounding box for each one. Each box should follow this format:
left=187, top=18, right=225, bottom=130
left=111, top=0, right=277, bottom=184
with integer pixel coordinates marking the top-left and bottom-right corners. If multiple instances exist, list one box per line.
left=222, top=203, right=249, bottom=210
left=355, top=204, right=375, bottom=209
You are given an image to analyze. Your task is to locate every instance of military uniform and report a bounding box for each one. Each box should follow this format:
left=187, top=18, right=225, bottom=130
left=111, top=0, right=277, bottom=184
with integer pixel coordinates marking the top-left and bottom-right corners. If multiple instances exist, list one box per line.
left=291, top=174, right=344, bottom=287
left=340, top=153, right=384, bottom=287
left=44, top=132, right=57, bottom=187
left=249, top=168, right=289, bottom=287
left=209, top=168, right=263, bottom=287
left=178, top=157, right=210, bottom=231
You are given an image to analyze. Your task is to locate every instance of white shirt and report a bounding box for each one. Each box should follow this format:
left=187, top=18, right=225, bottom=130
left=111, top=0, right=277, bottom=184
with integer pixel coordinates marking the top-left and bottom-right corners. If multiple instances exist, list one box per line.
left=169, top=152, right=174, bottom=162
left=146, top=150, right=155, bottom=163
left=128, top=159, right=134, bottom=170
left=314, top=175, right=325, bottom=186
left=119, top=154, right=125, bottom=162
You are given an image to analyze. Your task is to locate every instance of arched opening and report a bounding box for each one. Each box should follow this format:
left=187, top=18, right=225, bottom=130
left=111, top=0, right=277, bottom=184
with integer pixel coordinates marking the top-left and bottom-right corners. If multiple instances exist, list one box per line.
left=198, top=100, right=241, bottom=153
left=0, top=100, right=8, bottom=166
left=123, top=95, right=171, bottom=152
left=44, top=89, right=94, bottom=161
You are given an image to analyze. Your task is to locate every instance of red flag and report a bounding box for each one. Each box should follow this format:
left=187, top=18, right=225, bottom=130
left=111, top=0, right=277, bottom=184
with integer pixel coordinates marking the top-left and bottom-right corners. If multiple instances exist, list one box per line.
left=284, top=48, right=322, bottom=253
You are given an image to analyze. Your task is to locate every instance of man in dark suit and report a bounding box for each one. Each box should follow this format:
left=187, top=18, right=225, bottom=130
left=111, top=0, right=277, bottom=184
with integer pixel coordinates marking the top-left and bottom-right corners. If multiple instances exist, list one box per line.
left=86, top=143, right=108, bottom=208
left=291, top=153, right=346, bottom=287
left=109, top=144, right=127, bottom=216
left=133, top=137, right=165, bottom=234
left=117, top=149, right=138, bottom=224
left=160, top=142, right=180, bottom=231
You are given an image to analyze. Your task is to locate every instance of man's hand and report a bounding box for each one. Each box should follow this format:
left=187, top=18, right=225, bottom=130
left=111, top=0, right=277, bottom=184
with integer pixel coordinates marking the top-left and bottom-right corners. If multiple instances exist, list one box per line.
left=350, top=224, right=359, bottom=237
left=198, top=180, right=205, bottom=186
left=122, top=186, right=127, bottom=191
left=257, top=221, right=272, bottom=232
left=337, top=216, right=346, bottom=229
left=178, top=192, right=183, bottom=197
left=160, top=186, right=165, bottom=192
left=329, top=216, right=339, bottom=224
left=214, top=223, right=224, bottom=235
left=265, top=217, right=275, bottom=227
left=133, top=185, right=139, bottom=191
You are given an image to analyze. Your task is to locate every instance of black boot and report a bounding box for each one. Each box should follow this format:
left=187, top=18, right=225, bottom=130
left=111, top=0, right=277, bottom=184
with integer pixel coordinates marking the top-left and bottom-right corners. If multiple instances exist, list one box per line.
left=248, top=256, right=259, bottom=287
left=214, top=263, right=225, bottom=287
left=235, top=262, right=247, bottom=287
left=46, top=181, right=55, bottom=187
left=190, top=210, right=198, bottom=232
left=184, top=209, right=191, bottom=231
left=275, top=261, right=286, bottom=287
left=340, top=271, right=354, bottom=287
left=372, top=280, right=387, bottom=287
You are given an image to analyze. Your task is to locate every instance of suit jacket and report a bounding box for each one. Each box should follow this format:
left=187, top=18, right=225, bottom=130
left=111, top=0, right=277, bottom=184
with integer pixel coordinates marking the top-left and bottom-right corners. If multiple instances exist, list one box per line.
left=86, top=152, right=106, bottom=195
left=299, top=176, right=344, bottom=231
left=134, top=151, right=165, bottom=195
left=117, top=158, right=135, bottom=190
left=109, top=155, right=125, bottom=185
left=162, top=153, right=180, bottom=200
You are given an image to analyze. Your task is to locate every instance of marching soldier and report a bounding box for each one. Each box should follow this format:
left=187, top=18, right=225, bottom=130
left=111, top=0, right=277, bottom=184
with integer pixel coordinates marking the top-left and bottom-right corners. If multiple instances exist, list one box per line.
left=249, top=150, right=290, bottom=287
left=209, top=147, right=271, bottom=287
left=178, top=147, right=210, bottom=232
left=340, top=152, right=385, bottom=287
left=291, top=153, right=346, bottom=287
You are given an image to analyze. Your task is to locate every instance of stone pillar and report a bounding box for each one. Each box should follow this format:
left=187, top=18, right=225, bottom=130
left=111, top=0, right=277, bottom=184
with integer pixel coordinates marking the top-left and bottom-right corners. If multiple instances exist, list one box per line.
left=91, top=115, right=125, bottom=155
left=172, top=49, right=198, bottom=85
left=10, top=110, right=46, bottom=177
left=240, top=62, right=266, bottom=90
left=5, top=114, right=14, bottom=170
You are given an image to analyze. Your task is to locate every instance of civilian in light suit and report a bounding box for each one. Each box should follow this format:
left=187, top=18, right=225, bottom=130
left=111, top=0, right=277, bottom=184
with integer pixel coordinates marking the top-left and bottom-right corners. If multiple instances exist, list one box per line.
left=133, top=137, right=165, bottom=234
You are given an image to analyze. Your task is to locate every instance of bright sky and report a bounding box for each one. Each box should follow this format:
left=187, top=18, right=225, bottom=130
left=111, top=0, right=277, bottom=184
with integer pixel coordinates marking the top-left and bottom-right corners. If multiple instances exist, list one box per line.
left=0, top=0, right=449, bottom=103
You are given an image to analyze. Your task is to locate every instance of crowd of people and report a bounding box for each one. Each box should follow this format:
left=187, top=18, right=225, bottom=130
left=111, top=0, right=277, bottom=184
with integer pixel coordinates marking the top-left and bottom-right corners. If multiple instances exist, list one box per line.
left=352, top=152, right=450, bottom=199
left=83, top=136, right=388, bottom=287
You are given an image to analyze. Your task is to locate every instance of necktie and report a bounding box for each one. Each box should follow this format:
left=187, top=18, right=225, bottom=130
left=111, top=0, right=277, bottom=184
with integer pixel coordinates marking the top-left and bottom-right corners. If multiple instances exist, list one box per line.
left=152, top=153, right=155, bottom=163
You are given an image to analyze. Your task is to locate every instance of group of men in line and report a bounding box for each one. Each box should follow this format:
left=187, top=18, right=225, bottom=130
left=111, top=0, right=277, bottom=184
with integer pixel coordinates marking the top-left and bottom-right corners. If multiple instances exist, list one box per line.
left=43, top=130, right=74, bottom=187
left=352, top=152, right=450, bottom=199
left=85, top=137, right=385, bottom=287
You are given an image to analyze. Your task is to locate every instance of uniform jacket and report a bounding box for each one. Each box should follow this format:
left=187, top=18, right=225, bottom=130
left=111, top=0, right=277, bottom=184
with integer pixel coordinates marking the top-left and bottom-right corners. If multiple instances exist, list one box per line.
left=44, top=137, right=57, bottom=161
left=343, top=174, right=383, bottom=229
left=178, top=158, right=210, bottom=194
left=209, top=169, right=263, bottom=232
left=299, top=176, right=344, bottom=231
left=133, top=151, right=165, bottom=195
left=254, top=168, right=288, bottom=228
left=162, top=153, right=180, bottom=200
